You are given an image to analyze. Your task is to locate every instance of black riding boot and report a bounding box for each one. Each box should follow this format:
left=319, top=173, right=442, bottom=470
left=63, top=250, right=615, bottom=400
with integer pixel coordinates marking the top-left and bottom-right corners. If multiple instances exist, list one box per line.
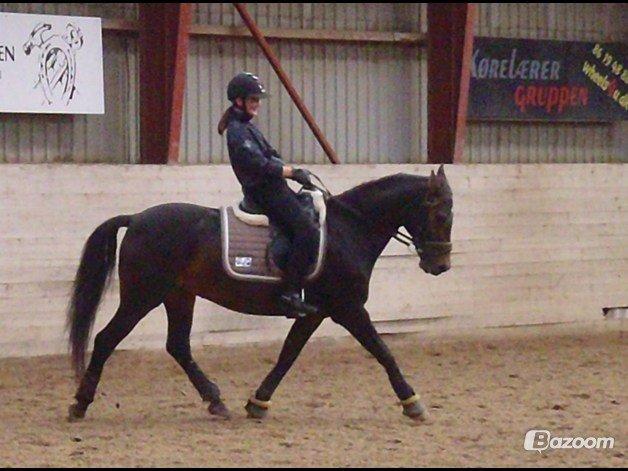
left=249, top=184, right=321, bottom=318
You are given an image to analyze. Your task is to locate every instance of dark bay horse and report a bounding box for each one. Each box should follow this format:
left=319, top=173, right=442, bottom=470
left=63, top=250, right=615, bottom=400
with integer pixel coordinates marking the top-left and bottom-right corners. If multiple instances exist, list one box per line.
left=67, top=166, right=453, bottom=422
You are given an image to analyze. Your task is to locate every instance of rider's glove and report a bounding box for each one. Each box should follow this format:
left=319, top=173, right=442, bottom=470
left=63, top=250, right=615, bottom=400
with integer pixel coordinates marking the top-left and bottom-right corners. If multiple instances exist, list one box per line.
left=290, top=168, right=314, bottom=188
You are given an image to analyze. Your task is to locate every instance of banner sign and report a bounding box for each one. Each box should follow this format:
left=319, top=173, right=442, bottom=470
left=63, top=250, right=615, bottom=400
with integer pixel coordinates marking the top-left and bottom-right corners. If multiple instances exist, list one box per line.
left=0, top=12, right=104, bottom=114
left=469, top=37, right=627, bottom=122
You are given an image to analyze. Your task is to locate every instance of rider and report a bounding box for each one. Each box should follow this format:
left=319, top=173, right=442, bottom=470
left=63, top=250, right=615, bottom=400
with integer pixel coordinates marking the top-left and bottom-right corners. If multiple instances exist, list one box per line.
left=218, top=72, right=320, bottom=317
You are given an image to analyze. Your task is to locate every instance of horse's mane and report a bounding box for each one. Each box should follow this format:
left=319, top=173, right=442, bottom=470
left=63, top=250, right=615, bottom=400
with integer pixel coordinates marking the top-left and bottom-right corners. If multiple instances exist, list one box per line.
left=332, top=173, right=426, bottom=208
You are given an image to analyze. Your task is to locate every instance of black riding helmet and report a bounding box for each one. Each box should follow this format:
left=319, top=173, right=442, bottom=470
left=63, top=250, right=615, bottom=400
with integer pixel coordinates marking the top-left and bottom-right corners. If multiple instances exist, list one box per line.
left=227, top=72, right=269, bottom=102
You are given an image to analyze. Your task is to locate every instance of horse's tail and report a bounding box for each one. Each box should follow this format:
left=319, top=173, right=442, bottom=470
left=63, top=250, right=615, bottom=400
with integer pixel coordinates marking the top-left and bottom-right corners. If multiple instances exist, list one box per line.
left=66, top=215, right=131, bottom=379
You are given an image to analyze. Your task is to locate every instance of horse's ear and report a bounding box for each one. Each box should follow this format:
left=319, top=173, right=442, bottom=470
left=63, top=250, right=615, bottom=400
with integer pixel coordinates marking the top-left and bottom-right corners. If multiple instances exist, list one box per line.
left=428, top=170, right=438, bottom=193
left=438, top=164, right=445, bottom=177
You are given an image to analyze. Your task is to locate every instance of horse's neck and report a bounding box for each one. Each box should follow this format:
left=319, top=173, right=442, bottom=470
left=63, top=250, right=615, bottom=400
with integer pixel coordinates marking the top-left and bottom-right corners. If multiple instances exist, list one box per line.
left=332, top=175, right=426, bottom=257
left=340, top=175, right=424, bottom=226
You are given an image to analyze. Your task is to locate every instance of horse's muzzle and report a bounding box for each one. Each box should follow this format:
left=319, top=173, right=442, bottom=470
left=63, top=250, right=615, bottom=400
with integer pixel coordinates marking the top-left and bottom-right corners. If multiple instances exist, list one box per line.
left=431, top=264, right=450, bottom=276
left=420, top=260, right=450, bottom=276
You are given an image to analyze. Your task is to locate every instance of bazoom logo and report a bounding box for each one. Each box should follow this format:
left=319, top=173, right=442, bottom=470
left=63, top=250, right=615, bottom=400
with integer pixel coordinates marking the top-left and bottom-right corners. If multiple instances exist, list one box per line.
left=524, top=430, right=615, bottom=453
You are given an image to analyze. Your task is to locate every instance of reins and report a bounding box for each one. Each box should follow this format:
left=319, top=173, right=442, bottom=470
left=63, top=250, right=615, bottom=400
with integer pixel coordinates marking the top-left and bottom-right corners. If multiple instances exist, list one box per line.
left=302, top=172, right=449, bottom=256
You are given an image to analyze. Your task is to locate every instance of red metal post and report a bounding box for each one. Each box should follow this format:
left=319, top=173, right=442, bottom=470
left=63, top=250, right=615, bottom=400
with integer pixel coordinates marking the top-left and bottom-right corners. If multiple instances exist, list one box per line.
left=233, top=3, right=340, bottom=164
left=427, top=3, right=476, bottom=164
left=139, top=3, right=191, bottom=164
left=453, top=4, right=477, bottom=162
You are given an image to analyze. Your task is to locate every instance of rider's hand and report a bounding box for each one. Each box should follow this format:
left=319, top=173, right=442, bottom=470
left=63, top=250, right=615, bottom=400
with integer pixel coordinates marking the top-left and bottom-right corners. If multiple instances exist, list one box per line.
left=290, top=168, right=314, bottom=188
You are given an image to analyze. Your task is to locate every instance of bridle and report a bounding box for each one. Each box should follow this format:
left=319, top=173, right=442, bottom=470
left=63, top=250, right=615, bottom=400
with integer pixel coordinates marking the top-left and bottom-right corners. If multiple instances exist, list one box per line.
left=396, top=198, right=453, bottom=258
left=303, top=172, right=452, bottom=259
left=412, top=237, right=453, bottom=258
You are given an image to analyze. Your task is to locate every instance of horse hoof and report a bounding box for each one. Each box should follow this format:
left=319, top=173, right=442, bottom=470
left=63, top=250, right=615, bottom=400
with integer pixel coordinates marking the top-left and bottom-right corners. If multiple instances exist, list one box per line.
left=245, top=400, right=268, bottom=420
left=67, top=403, right=86, bottom=422
left=403, top=401, right=430, bottom=423
left=208, top=401, right=231, bottom=420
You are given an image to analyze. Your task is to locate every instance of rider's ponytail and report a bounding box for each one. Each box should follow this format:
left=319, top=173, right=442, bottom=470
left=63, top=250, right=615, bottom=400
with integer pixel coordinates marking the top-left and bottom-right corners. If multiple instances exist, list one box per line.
left=217, top=106, right=233, bottom=135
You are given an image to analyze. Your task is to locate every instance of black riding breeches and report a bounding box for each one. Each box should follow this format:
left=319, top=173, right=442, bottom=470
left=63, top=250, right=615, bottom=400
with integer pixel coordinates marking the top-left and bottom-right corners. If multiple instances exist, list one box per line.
left=249, top=184, right=319, bottom=291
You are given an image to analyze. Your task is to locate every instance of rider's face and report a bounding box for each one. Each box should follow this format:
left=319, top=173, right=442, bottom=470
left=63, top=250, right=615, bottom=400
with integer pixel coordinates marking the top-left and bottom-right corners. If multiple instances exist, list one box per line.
left=244, top=96, right=261, bottom=117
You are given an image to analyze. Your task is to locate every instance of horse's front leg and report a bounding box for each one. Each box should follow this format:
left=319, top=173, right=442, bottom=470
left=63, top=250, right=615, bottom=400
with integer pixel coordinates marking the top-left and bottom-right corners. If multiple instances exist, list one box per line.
left=246, top=314, right=324, bottom=419
left=333, top=307, right=429, bottom=422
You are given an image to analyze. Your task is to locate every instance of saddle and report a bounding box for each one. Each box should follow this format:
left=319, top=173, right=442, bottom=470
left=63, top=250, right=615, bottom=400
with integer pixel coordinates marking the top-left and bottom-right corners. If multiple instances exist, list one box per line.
left=220, top=190, right=327, bottom=283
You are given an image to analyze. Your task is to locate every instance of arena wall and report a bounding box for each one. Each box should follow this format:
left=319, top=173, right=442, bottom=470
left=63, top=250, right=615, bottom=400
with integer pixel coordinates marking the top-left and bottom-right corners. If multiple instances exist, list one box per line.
left=1, top=164, right=626, bottom=358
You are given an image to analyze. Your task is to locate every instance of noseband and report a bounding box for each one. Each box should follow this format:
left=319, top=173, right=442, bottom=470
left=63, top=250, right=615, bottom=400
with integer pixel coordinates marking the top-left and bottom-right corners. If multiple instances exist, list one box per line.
left=394, top=229, right=451, bottom=257
left=414, top=240, right=452, bottom=257
left=397, top=198, right=452, bottom=259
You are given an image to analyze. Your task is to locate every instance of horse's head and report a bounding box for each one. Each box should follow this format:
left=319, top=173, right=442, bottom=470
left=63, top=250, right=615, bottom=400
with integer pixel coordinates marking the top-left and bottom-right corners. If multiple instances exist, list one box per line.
left=404, top=165, right=453, bottom=276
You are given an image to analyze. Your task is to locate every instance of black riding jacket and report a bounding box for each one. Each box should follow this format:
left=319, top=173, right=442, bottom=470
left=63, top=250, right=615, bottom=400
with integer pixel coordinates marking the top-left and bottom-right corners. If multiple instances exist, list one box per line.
left=225, top=107, right=286, bottom=197
left=224, top=106, right=318, bottom=289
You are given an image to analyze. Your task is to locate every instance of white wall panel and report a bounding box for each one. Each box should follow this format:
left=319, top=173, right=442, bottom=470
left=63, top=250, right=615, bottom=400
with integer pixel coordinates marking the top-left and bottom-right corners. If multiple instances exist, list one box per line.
left=1, top=164, right=625, bottom=357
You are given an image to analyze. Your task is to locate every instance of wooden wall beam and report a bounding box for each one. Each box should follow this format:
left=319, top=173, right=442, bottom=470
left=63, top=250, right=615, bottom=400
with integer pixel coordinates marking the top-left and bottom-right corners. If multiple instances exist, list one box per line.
left=138, top=3, right=191, bottom=164
left=427, top=3, right=477, bottom=164
left=103, top=19, right=425, bottom=45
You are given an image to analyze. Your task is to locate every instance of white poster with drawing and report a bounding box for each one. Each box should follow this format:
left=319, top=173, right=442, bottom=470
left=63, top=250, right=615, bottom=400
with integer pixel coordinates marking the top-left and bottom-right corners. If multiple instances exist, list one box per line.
left=0, top=11, right=104, bottom=114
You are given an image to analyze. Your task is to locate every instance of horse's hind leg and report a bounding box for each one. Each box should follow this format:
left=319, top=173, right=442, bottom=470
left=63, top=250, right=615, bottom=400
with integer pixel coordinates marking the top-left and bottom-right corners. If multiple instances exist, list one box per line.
left=164, top=288, right=229, bottom=419
left=68, top=298, right=157, bottom=421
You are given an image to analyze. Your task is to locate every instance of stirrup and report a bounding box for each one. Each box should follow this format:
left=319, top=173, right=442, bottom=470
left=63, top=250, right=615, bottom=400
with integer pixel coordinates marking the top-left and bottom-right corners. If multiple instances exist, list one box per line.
left=280, top=290, right=319, bottom=318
